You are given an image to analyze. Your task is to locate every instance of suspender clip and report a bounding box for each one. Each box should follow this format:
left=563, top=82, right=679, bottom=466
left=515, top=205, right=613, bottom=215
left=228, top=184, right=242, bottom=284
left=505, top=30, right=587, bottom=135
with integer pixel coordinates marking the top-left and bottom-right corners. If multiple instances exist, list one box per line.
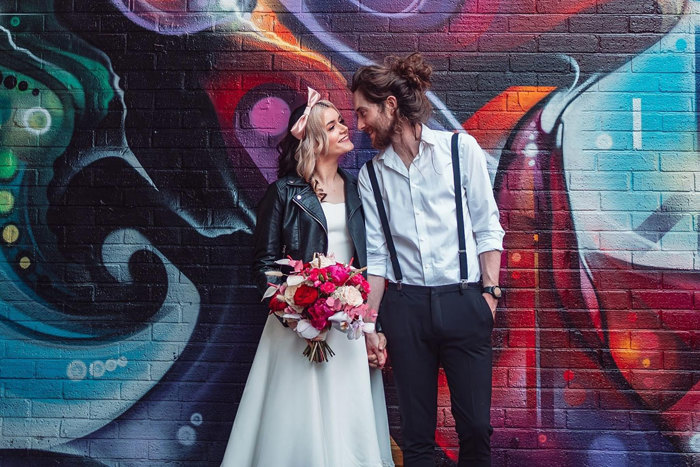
left=460, top=279, right=469, bottom=293
left=396, top=280, right=402, bottom=291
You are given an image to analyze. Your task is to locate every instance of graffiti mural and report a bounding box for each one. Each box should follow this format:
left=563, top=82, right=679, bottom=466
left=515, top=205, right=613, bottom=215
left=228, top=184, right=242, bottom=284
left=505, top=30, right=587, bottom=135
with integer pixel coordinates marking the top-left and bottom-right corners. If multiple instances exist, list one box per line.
left=0, top=0, right=697, bottom=465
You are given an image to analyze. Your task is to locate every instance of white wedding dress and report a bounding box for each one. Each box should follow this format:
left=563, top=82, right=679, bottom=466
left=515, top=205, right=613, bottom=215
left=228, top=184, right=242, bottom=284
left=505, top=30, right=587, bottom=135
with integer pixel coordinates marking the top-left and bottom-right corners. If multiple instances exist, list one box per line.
left=221, top=202, right=394, bottom=467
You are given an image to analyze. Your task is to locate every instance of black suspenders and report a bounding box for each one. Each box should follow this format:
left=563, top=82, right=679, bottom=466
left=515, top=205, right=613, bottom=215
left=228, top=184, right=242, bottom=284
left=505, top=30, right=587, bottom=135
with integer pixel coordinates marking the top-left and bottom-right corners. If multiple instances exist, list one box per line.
left=366, top=133, right=470, bottom=290
left=451, top=133, right=470, bottom=289
left=366, top=159, right=403, bottom=290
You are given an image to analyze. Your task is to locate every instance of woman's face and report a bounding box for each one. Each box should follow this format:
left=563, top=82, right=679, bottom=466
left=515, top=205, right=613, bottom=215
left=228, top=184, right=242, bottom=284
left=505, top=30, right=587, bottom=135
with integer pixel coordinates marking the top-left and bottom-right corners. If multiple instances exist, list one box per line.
left=321, top=107, right=354, bottom=159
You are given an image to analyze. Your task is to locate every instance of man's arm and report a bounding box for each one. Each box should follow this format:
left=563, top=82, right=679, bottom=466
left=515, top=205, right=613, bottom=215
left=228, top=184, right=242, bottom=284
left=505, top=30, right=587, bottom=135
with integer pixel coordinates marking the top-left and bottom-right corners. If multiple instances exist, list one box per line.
left=460, top=134, right=505, bottom=317
left=358, top=164, right=389, bottom=369
left=479, top=250, right=502, bottom=317
left=365, top=274, right=387, bottom=368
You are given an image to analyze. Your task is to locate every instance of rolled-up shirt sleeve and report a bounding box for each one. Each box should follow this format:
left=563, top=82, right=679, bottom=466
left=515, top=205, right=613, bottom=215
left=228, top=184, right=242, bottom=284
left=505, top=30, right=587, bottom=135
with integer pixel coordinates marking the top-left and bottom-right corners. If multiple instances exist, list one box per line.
left=358, top=163, right=389, bottom=278
left=460, top=134, right=505, bottom=254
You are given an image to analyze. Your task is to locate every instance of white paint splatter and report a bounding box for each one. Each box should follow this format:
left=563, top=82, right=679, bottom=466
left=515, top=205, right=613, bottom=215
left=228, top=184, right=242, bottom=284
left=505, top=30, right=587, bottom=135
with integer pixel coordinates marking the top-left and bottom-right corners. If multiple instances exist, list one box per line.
left=596, top=133, right=613, bottom=150
left=177, top=425, right=196, bottom=446
left=66, top=360, right=87, bottom=381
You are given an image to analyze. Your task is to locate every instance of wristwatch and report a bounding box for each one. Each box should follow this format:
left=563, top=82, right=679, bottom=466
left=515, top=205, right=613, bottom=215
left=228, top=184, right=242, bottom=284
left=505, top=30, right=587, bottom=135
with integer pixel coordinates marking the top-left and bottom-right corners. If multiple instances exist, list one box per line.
left=482, top=285, right=503, bottom=299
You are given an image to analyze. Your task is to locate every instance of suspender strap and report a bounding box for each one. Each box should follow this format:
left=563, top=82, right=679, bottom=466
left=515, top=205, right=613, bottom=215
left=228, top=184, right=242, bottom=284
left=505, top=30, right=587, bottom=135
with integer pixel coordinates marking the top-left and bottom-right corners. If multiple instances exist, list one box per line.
left=366, top=160, right=403, bottom=289
left=451, top=133, right=469, bottom=289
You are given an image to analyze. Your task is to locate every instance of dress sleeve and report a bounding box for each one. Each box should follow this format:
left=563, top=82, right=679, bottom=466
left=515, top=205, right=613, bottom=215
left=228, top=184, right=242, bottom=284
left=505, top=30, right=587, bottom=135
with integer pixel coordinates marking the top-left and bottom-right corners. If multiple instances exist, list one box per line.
left=358, top=163, right=389, bottom=278
left=460, top=134, right=505, bottom=254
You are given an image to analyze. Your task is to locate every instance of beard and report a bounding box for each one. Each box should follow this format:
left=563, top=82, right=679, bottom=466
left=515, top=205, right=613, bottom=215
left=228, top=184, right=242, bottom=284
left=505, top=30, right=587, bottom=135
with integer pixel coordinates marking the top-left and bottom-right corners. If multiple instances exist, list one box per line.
left=368, top=111, right=397, bottom=150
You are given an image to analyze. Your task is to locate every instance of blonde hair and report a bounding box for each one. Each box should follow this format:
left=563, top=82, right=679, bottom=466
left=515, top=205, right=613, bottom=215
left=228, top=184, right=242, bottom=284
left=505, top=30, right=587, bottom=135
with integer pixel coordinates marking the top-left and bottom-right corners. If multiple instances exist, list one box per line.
left=294, top=100, right=339, bottom=199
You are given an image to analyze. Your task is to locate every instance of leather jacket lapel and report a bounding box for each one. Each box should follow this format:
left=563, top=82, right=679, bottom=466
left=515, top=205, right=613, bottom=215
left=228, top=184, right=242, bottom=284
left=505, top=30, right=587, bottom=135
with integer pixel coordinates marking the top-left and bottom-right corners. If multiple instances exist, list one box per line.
left=287, top=178, right=327, bottom=230
left=340, top=168, right=362, bottom=219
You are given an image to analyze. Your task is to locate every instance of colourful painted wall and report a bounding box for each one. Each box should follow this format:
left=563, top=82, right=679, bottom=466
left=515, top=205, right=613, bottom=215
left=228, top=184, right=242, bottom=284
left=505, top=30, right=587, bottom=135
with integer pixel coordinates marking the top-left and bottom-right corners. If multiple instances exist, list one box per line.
left=0, top=0, right=697, bottom=465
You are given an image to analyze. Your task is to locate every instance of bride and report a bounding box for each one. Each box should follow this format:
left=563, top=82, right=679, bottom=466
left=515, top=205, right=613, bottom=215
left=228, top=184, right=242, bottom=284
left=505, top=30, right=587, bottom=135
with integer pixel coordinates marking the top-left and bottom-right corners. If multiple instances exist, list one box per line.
left=221, top=88, right=394, bottom=467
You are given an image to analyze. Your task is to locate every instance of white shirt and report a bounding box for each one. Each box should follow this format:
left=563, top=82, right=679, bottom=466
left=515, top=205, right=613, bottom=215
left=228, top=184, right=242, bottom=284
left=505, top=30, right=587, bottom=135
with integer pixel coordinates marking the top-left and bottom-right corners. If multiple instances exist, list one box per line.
left=358, top=125, right=505, bottom=286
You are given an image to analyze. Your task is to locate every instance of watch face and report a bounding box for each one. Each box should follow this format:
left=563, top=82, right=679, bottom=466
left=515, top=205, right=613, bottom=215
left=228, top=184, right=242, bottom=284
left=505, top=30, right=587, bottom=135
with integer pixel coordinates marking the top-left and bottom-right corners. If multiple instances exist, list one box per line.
left=492, top=286, right=502, bottom=298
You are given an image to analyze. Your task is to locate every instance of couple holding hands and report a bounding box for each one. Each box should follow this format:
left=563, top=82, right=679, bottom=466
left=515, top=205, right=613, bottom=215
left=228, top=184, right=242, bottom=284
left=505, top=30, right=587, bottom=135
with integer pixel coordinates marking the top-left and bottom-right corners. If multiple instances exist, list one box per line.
left=222, top=53, right=505, bottom=467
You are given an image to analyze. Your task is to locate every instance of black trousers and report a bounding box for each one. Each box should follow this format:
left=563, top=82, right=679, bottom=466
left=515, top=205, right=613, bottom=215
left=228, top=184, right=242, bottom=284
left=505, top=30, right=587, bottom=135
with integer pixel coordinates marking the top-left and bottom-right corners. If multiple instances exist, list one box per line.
left=380, top=283, right=494, bottom=467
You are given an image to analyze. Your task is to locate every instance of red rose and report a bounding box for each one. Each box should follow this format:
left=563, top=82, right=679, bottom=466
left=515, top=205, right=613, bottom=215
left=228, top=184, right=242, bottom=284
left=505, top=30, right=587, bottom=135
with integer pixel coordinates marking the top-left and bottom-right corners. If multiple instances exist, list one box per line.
left=293, top=284, right=319, bottom=307
left=269, top=295, right=287, bottom=311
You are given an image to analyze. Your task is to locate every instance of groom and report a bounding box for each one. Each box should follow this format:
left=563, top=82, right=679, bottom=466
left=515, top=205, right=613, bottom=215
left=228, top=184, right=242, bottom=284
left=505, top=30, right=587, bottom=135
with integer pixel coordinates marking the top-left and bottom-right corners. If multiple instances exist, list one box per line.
left=354, top=53, right=505, bottom=466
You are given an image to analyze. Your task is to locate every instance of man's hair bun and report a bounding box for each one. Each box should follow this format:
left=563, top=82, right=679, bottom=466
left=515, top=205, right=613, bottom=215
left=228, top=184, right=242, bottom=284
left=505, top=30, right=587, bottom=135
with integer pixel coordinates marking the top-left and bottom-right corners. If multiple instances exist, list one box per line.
left=386, top=53, right=432, bottom=91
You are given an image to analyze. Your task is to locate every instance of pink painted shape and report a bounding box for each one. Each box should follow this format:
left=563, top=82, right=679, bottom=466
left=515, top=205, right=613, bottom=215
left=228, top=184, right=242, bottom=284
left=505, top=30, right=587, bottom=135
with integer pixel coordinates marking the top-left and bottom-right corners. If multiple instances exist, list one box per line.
left=249, top=97, right=290, bottom=137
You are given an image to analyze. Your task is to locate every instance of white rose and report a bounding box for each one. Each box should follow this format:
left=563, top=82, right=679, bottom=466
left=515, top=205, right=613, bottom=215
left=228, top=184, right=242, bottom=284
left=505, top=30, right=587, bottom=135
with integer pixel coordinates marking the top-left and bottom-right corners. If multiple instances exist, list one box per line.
left=332, top=286, right=364, bottom=307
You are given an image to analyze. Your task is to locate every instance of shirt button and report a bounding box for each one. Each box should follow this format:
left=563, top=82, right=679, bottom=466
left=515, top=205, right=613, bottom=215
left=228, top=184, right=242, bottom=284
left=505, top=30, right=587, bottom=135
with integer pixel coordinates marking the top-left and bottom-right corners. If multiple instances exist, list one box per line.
left=296, top=195, right=302, bottom=199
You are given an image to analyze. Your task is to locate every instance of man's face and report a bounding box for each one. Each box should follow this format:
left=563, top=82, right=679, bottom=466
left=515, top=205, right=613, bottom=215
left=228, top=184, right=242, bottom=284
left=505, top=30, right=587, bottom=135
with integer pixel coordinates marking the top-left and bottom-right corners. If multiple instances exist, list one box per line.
left=353, top=90, right=395, bottom=150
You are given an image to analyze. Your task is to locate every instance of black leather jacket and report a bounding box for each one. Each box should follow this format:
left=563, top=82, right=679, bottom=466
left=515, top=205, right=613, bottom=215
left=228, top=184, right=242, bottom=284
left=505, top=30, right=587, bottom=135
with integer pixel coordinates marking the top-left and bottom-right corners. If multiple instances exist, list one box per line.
left=252, top=168, right=366, bottom=295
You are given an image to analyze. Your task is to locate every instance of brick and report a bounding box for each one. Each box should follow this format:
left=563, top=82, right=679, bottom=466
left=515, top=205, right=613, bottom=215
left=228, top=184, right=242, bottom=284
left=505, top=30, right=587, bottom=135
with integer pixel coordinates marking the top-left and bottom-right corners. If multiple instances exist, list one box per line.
left=569, top=15, right=629, bottom=33
left=538, top=34, right=598, bottom=52
left=633, top=173, right=694, bottom=191
left=358, top=34, right=418, bottom=52
left=632, top=291, right=693, bottom=310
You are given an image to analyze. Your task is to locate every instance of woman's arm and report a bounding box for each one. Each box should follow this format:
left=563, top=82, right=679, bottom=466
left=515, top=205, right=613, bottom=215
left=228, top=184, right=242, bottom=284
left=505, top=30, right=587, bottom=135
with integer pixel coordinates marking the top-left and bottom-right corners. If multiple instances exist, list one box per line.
left=252, top=183, right=285, bottom=296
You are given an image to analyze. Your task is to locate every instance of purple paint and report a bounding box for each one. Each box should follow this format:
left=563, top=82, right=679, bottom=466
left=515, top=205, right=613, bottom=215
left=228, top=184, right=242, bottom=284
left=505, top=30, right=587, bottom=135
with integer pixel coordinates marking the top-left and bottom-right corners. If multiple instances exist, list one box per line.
left=249, top=97, right=290, bottom=137
left=109, top=0, right=246, bottom=35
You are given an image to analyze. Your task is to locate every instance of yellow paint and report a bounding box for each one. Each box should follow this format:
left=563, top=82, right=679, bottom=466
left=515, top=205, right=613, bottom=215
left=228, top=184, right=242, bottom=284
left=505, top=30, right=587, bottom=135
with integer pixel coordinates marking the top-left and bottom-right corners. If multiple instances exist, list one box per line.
left=19, top=256, right=30, bottom=269
left=2, top=224, right=19, bottom=244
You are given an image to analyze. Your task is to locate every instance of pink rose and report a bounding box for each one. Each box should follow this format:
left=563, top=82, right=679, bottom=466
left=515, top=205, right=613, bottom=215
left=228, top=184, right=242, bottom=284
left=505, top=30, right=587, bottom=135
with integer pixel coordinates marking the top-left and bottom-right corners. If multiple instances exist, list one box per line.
left=307, top=299, right=335, bottom=330
left=348, top=274, right=363, bottom=286
left=320, top=282, right=336, bottom=294
left=326, top=264, right=350, bottom=285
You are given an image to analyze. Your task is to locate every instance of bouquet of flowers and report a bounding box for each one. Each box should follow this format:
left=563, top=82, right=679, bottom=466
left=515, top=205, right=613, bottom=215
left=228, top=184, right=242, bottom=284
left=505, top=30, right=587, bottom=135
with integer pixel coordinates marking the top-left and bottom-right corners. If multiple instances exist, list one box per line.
left=262, top=253, right=375, bottom=362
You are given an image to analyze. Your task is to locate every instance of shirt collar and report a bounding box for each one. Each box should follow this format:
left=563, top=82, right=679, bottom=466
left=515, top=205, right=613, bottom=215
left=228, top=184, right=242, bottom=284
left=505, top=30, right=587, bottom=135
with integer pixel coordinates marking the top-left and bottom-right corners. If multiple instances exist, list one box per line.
left=377, top=124, right=435, bottom=161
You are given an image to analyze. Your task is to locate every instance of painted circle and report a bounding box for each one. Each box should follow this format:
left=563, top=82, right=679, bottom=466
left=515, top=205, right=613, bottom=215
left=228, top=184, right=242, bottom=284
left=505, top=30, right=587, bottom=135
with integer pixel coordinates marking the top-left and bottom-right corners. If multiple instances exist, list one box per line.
left=563, top=385, right=586, bottom=407
left=249, top=96, right=290, bottom=136
left=66, top=360, right=88, bottom=381
left=3, top=75, right=17, bottom=89
left=524, top=142, right=538, bottom=157
left=10, top=17, right=20, bottom=27
left=32, top=89, right=39, bottom=96
left=23, top=107, right=51, bottom=135
left=105, top=359, right=118, bottom=371
left=0, top=191, right=14, bottom=214
left=595, top=133, right=613, bottom=150
left=0, top=149, right=18, bottom=180
left=2, top=224, right=19, bottom=244
left=90, top=360, right=106, bottom=378
left=18, top=81, right=28, bottom=92
left=18, top=256, right=30, bottom=270
left=117, top=356, right=128, bottom=367
left=190, top=412, right=203, bottom=426
left=177, top=425, right=196, bottom=446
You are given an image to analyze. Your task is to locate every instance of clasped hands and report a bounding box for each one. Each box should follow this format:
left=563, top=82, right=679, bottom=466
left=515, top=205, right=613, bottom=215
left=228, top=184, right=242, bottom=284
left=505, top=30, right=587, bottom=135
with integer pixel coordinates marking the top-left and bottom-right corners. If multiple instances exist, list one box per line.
left=365, top=331, right=387, bottom=369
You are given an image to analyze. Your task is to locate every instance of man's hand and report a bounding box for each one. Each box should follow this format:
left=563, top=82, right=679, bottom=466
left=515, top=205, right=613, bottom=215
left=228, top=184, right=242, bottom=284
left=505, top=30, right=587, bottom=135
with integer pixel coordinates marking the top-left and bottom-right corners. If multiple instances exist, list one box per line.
left=482, top=293, right=498, bottom=320
left=365, top=332, right=387, bottom=369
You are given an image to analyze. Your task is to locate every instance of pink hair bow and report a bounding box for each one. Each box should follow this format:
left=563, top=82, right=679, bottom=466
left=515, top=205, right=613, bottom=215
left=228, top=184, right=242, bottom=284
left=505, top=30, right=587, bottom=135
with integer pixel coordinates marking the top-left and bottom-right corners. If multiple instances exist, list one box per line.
left=290, top=87, right=321, bottom=140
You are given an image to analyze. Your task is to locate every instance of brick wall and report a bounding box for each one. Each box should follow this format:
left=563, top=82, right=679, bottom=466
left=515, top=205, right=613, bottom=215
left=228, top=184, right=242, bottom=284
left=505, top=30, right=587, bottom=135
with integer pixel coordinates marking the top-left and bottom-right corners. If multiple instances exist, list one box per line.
left=0, top=0, right=697, bottom=465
